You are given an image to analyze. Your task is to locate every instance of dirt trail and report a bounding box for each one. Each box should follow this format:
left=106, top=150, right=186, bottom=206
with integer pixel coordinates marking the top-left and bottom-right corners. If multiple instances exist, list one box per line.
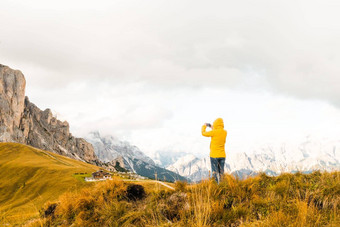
left=152, top=180, right=175, bottom=190
left=123, top=179, right=175, bottom=190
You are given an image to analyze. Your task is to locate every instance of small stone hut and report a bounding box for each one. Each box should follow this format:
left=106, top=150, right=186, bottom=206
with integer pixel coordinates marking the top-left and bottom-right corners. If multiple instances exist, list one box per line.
left=92, top=170, right=111, bottom=180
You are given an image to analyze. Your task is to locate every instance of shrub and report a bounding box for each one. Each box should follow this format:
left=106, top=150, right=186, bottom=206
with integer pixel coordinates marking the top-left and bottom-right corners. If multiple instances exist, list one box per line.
left=126, top=184, right=146, bottom=201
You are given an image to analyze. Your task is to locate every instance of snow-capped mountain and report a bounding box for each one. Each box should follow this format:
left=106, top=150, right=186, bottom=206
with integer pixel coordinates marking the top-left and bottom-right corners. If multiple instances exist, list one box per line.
left=167, top=155, right=211, bottom=182
left=86, top=131, right=155, bottom=165
left=85, top=131, right=187, bottom=182
left=167, top=138, right=340, bottom=182
left=152, top=151, right=192, bottom=167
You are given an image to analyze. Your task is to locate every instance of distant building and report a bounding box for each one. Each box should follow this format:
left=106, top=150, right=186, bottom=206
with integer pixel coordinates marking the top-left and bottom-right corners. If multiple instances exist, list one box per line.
left=85, top=170, right=112, bottom=181
left=92, top=170, right=111, bottom=179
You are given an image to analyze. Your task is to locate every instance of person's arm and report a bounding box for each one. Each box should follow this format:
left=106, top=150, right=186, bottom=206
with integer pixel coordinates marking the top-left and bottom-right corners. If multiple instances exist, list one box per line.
left=202, top=124, right=214, bottom=137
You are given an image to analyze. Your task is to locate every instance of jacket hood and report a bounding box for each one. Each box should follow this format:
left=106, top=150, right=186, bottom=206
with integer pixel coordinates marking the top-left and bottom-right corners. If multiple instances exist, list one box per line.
left=213, top=118, right=224, bottom=129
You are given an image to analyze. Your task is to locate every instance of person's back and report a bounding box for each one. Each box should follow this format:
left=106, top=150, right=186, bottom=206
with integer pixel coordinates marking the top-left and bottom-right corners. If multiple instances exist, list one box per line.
left=202, top=118, right=227, bottom=183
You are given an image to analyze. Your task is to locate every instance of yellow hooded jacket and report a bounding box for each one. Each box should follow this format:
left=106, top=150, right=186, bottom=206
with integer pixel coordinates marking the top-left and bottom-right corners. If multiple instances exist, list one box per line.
left=201, top=118, right=227, bottom=158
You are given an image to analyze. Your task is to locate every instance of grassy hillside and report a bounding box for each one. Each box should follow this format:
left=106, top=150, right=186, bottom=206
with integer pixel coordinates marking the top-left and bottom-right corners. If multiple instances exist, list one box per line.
left=1, top=142, right=339, bottom=226
left=32, top=171, right=339, bottom=227
left=0, top=142, right=99, bottom=225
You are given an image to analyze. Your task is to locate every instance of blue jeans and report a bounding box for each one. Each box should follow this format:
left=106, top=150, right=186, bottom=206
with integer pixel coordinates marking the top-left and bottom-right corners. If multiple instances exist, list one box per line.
left=210, top=157, right=225, bottom=184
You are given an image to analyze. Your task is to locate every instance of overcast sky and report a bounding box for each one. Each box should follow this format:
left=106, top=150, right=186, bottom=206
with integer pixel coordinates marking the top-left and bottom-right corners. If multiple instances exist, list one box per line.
left=1, top=0, right=340, bottom=157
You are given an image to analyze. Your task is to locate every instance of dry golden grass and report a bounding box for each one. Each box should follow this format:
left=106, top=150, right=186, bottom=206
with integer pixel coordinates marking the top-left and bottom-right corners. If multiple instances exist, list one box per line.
left=29, top=170, right=339, bottom=227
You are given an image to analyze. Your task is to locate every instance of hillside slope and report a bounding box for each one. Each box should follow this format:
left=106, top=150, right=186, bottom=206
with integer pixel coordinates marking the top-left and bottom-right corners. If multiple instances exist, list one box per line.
left=0, top=142, right=99, bottom=224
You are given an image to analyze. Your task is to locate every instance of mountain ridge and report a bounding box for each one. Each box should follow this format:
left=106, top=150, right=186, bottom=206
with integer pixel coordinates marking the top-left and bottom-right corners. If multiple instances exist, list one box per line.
left=86, top=131, right=188, bottom=182
left=0, top=64, right=99, bottom=164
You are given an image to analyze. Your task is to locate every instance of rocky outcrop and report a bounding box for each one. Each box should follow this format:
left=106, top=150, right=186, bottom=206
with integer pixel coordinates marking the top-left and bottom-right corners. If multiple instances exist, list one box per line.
left=0, top=65, right=26, bottom=142
left=0, top=64, right=98, bottom=164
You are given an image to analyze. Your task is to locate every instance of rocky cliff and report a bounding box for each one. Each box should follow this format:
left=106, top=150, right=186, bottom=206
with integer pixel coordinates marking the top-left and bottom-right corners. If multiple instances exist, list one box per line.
left=0, top=65, right=26, bottom=142
left=0, top=64, right=98, bottom=164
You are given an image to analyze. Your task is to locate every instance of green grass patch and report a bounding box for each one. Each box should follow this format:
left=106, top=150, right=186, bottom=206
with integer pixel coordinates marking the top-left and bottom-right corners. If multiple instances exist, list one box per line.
left=72, top=172, right=92, bottom=182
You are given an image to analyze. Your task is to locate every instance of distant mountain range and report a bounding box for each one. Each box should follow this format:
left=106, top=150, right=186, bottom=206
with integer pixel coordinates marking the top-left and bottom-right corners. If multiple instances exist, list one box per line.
left=164, top=138, right=340, bottom=182
left=152, top=150, right=192, bottom=167
left=85, top=132, right=188, bottom=182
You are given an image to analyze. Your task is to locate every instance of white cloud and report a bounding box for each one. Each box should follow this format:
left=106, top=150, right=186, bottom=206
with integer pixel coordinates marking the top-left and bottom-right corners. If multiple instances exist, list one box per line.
left=1, top=0, right=340, bottom=156
left=2, top=1, right=339, bottom=101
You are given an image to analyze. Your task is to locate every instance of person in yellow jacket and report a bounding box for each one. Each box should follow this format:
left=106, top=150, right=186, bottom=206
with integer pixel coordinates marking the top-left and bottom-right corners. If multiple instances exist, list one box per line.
left=202, top=118, right=227, bottom=184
